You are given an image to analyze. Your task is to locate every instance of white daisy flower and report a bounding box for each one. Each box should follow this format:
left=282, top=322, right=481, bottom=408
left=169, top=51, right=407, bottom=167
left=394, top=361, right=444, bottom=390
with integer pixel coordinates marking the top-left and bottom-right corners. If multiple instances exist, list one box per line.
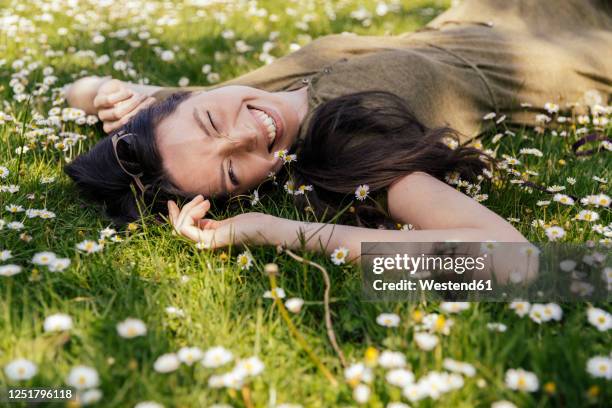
left=509, top=300, right=531, bottom=317
left=134, top=402, right=164, bottom=408
left=486, top=322, right=507, bottom=332
left=235, top=356, right=265, bottom=377
left=587, top=307, right=611, bottom=331
left=0, top=249, right=12, bottom=261
left=284, top=297, right=304, bottom=313
left=355, top=184, right=370, bottom=201
left=4, top=358, right=37, bottom=380
left=153, top=353, right=180, bottom=373
left=344, top=362, right=373, bottom=384
left=440, top=302, right=470, bottom=314
left=545, top=226, right=565, bottom=241
left=164, top=306, right=185, bottom=317
left=378, top=350, right=406, bottom=368
left=491, top=401, right=518, bottom=408
left=385, top=368, right=415, bottom=388
left=202, top=346, right=234, bottom=368
left=263, top=287, right=286, bottom=299
left=575, top=210, right=599, bottom=222
left=559, top=259, right=577, bottom=272
left=177, top=347, right=204, bottom=365
left=116, top=318, right=147, bottom=338
left=48, top=258, right=71, bottom=272
left=586, top=355, right=611, bottom=379
left=414, top=332, right=439, bottom=351
left=43, top=313, right=73, bottom=332
left=76, top=240, right=103, bottom=254
left=0, top=264, right=22, bottom=276
left=443, top=358, right=476, bottom=377
left=353, top=383, right=371, bottom=404
left=504, top=368, right=539, bottom=392
left=78, top=388, right=103, bottom=406
left=31, top=251, right=57, bottom=265
left=376, top=313, right=400, bottom=327
left=236, top=251, right=253, bottom=270
left=553, top=194, right=574, bottom=206
left=330, top=247, right=349, bottom=265
left=66, top=365, right=100, bottom=390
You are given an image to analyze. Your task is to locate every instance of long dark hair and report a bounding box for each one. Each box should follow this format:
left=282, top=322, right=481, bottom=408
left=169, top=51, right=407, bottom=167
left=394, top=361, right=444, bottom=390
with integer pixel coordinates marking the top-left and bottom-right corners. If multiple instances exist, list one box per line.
left=64, top=90, right=489, bottom=227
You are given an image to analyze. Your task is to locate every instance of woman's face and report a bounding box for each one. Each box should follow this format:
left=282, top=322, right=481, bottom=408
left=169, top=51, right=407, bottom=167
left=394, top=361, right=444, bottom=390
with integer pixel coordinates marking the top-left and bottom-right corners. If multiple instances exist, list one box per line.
left=156, top=85, right=306, bottom=197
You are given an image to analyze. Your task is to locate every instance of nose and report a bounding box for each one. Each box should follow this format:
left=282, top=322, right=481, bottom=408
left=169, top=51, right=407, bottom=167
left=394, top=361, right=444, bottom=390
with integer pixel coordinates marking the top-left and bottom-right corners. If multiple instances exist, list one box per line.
left=217, top=126, right=258, bottom=154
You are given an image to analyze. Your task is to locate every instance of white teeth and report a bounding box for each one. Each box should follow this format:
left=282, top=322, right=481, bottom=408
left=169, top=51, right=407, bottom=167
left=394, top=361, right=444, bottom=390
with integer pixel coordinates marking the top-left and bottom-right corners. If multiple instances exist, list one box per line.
left=252, top=108, right=276, bottom=146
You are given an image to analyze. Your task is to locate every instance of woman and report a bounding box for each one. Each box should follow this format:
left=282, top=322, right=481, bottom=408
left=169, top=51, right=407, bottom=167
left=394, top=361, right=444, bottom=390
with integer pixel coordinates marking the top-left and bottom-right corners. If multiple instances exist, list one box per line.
left=64, top=0, right=611, bottom=263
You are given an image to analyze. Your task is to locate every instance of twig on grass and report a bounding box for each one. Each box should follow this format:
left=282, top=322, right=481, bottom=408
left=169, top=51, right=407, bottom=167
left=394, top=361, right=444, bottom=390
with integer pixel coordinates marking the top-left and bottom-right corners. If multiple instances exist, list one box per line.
left=280, top=248, right=348, bottom=369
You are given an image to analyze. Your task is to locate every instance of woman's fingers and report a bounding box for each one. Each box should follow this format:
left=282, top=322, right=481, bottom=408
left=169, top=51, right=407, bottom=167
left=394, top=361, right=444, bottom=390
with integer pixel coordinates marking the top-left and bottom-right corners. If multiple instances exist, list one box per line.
left=101, top=96, right=157, bottom=134
left=98, top=93, right=147, bottom=121
left=175, top=195, right=205, bottom=227
left=93, top=87, right=133, bottom=110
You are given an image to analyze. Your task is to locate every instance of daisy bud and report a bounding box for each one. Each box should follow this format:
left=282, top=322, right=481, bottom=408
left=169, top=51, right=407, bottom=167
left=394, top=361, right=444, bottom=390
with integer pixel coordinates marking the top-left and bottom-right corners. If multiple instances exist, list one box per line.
left=264, top=263, right=279, bottom=276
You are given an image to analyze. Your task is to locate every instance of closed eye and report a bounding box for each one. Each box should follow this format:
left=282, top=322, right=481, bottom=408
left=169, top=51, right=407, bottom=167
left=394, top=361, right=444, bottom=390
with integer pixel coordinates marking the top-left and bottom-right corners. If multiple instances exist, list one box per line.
left=228, top=159, right=239, bottom=186
left=207, top=111, right=219, bottom=134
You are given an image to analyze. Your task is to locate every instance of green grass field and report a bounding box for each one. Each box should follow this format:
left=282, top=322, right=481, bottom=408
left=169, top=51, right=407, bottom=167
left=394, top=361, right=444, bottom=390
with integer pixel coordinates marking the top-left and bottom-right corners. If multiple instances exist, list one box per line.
left=0, top=0, right=610, bottom=407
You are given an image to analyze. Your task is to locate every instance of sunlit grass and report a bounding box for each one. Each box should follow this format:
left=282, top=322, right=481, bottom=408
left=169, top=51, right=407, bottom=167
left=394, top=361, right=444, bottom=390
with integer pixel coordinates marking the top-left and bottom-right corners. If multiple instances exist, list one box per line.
left=0, top=0, right=610, bottom=407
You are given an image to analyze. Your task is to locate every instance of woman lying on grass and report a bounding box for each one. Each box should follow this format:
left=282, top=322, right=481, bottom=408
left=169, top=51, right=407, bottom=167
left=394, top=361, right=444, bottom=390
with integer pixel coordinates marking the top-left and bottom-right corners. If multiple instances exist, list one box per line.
left=63, top=0, right=611, bottom=264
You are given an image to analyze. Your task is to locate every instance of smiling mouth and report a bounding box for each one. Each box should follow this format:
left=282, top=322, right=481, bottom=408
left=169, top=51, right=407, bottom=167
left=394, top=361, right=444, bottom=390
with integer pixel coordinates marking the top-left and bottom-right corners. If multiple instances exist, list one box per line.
left=247, top=105, right=281, bottom=153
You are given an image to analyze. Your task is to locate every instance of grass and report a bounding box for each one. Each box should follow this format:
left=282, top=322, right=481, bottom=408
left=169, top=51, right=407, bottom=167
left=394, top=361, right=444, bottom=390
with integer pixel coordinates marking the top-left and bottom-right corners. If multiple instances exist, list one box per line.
left=0, top=0, right=610, bottom=407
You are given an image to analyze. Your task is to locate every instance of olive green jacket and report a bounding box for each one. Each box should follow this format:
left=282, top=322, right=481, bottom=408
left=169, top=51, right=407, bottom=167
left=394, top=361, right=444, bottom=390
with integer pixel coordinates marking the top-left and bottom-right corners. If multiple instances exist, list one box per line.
left=152, top=0, right=612, bottom=143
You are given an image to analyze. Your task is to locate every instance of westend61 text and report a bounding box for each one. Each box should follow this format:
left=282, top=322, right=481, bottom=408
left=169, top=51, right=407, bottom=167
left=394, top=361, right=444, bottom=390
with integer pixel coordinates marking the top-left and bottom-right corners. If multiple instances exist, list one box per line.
left=372, top=279, right=493, bottom=291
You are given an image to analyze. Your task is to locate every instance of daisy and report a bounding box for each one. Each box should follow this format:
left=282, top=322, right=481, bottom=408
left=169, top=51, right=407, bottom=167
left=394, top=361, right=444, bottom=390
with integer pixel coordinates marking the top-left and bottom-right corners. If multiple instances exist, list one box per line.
left=116, top=318, right=147, bottom=338
left=134, top=402, right=164, bottom=408
left=4, top=358, right=37, bottom=380
left=559, top=259, right=576, bottom=272
left=376, top=313, right=400, bottom=327
left=586, top=355, right=611, bottom=379
left=177, top=347, right=204, bottom=365
left=487, top=322, right=507, bottom=332
left=78, top=388, right=103, bottom=406
left=553, top=193, right=574, bottom=205
left=491, top=401, right=518, bottom=408
left=48, top=258, right=71, bottom=272
left=385, top=368, right=415, bottom=388
left=378, top=350, right=406, bottom=368
left=505, top=368, right=539, bottom=392
left=263, top=287, right=286, bottom=299
left=587, top=307, right=611, bottom=331
left=202, top=346, right=234, bottom=368
left=66, top=366, right=100, bottom=390
left=31, top=251, right=57, bottom=265
left=353, top=384, right=371, bottom=404
left=331, top=247, right=349, bottom=265
left=344, top=362, right=373, bottom=384
left=235, top=356, right=265, bottom=377
left=236, top=251, right=253, bottom=270
left=442, top=358, right=476, bottom=377
left=545, top=226, right=565, bottom=241
left=440, top=302, right=470, bottom=314
left=0, top=249, right=11, bottom=261
left=575, top=210, right=599, bottom=222
left=414, top=332, right=439, bottom=351
left=43, top=313, right=73, bottom=332
left=0, top=264, right=22, bottom=276
left=355, top=184, right=370, bottom=201
left=284, top=297, right=304, bottom=313
left=165, top=306, right=185, bottom=317
left=76, top=240, right=103, bottom=254
left=509, top=300, right=531, bottom=317
left=153, top=353, right=180, bottom=373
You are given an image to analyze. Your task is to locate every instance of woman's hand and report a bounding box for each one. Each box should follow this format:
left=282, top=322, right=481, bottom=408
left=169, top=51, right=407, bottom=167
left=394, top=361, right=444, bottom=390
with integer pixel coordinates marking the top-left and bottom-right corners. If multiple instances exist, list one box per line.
left=93, top=79, right=157, bottom=134
left=166, top=194, right=271, bottom=249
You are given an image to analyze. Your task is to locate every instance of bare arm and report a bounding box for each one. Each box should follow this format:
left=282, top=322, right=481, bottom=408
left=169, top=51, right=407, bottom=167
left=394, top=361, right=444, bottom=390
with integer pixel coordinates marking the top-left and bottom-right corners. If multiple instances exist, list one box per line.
left=169, top=172, right=528, bottom=262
